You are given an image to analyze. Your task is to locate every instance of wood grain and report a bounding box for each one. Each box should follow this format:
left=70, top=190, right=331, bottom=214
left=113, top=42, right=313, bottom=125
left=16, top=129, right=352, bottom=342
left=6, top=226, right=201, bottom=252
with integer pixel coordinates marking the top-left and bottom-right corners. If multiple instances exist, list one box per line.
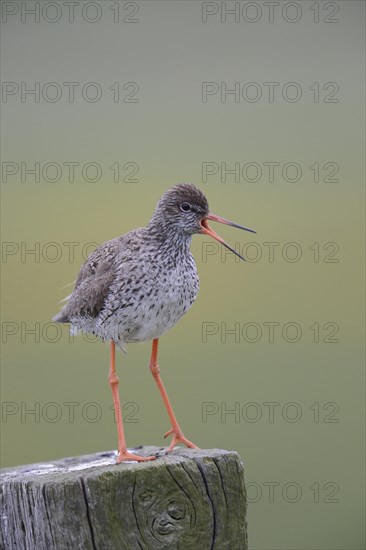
left=0, top=447, right=248, bottom=550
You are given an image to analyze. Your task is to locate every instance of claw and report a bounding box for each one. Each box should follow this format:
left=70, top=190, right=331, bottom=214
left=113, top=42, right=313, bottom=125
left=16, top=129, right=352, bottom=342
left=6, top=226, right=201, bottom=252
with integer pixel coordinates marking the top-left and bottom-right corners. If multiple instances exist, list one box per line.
left=116, top=450, right=157, bottom=463
left=164, top=428, right=199, bottom=453
left=164, top=428, right=174, bottom=439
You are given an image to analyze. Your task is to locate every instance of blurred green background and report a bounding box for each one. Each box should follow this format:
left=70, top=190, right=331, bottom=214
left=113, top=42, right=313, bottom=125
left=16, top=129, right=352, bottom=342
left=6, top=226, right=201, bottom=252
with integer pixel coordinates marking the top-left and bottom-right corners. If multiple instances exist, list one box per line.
left=1, top=1, right=364, bottom=548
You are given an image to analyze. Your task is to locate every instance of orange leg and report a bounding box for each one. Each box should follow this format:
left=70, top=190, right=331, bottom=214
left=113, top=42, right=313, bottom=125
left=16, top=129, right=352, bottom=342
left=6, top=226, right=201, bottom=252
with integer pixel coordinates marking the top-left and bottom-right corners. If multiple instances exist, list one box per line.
left=149, top=338, right=198, bottom=452
left=109, top=341, right=155, bottom=463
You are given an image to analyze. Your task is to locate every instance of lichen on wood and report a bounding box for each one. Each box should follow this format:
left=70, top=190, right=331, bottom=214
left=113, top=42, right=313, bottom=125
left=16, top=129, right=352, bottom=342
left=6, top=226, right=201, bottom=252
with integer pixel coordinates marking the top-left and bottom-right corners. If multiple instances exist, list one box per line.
left=0, top=447, right=248, bottom=550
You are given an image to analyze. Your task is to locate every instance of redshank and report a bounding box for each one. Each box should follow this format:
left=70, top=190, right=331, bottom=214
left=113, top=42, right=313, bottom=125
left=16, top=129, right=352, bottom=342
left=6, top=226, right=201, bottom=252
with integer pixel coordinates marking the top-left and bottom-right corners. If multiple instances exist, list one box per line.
left=53, top=184, right=255, bottom=462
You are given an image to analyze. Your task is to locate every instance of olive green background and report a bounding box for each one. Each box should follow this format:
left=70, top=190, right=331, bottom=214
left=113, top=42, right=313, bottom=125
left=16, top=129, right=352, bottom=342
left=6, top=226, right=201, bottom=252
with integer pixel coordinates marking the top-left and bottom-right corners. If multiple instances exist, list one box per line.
left=1, top=1, right=365, bottom=549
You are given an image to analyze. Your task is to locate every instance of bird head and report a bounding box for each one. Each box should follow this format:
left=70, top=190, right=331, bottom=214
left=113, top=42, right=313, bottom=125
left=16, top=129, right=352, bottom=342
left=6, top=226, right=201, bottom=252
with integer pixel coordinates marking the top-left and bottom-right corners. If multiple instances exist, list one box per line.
left=150, top=183, right=256, bottom=261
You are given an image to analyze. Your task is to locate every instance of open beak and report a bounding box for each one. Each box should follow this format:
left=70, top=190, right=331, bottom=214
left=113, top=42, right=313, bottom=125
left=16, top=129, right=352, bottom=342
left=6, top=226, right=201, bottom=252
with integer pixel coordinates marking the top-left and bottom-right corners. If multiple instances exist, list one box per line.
left=200, top=213, right=256, bottom=261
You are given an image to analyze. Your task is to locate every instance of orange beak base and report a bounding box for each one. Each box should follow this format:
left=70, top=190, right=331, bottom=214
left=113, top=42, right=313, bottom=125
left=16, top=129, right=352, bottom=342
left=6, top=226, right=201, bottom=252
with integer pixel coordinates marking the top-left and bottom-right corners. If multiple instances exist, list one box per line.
left=200, top=213, right=256, bottom=262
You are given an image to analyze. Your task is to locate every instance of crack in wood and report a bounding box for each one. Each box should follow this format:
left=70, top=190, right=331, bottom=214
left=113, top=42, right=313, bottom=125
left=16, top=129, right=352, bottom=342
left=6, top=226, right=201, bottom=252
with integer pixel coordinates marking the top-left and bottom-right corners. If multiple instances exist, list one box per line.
left=80, top=477, right=96, bottom=550
left=0, top=448, right=247, bottom=550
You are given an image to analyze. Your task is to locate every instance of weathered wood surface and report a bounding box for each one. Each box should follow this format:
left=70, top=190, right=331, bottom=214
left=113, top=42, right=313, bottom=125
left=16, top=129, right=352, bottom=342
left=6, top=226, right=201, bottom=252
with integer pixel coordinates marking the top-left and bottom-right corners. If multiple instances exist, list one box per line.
left=0, top=447, right=247, bottom=550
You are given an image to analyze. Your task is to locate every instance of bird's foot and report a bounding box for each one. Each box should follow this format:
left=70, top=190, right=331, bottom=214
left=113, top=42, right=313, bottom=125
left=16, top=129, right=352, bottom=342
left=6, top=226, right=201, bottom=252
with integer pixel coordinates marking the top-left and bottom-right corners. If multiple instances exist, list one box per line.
left=164, top=427, right=199, bottom=453
left=116, top=449, right=156, bottom=463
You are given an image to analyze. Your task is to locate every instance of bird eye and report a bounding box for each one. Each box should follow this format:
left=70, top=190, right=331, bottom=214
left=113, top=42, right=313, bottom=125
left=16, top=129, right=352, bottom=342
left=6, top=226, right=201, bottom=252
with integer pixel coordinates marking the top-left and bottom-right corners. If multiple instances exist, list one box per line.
left=180, top=202, right=191, bottom=212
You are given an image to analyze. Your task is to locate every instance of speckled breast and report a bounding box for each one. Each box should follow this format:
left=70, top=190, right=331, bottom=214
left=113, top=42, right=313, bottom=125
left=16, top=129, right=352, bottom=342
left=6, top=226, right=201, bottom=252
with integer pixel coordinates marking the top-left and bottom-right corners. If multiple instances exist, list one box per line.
left=98, top=251, right=199, bottom=345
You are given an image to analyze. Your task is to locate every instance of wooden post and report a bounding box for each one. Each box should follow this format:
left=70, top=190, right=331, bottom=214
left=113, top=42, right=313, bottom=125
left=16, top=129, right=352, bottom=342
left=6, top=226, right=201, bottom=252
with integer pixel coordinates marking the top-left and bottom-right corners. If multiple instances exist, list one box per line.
left=0, top=447, right=248, bottom=550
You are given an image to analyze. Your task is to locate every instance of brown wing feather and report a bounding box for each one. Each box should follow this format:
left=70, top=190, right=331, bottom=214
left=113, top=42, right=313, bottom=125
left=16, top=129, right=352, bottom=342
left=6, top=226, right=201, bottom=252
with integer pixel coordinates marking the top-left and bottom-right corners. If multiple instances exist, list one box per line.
left=53, top=238, right=120, bottom=322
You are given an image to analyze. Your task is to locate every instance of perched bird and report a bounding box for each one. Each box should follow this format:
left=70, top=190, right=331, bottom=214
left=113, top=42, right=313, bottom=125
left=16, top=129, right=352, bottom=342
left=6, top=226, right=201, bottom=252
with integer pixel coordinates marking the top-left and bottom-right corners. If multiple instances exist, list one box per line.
left=53, top=184, right=255, bottom=462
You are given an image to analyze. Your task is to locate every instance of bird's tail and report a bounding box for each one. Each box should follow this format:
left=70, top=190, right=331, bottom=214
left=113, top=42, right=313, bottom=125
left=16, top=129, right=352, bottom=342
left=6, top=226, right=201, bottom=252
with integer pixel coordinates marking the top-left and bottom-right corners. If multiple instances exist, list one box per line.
left=53, top=289, right=72, bottom=323
left=52, top=310, right=69, bottom=323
